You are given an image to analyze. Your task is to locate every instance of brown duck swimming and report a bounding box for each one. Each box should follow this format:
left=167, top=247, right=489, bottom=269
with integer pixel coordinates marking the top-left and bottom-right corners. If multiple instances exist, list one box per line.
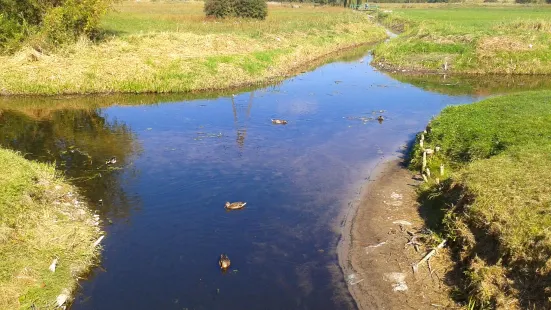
left=219, top=254, right=231, bottom=270
left=225, top=201, right=246, bottom=210
left=271, top=119, right=288, bottom=125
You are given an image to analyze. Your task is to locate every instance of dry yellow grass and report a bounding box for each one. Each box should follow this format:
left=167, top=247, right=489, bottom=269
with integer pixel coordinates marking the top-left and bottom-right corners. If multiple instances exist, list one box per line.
left=0, top=1, right=387, bottom=95
left=0, top=149, right=102, bottom=309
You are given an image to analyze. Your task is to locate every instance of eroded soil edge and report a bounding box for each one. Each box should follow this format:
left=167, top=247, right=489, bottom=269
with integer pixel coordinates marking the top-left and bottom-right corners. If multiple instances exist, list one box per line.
left=338, top=159, right=458, bottom=309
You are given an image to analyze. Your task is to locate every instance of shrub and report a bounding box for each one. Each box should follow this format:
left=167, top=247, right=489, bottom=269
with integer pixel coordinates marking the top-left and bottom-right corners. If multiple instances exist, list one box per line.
left=0, top=0, right=112, bottom=51
left=204, top=0, right=267, bottom=19
left=0, top=14, right=25, bottom=51
left=233, top=0, right=267, bottom=19
left=42, top=0, right=111, bottom=44
left=204, top=0, right=234, bottom=18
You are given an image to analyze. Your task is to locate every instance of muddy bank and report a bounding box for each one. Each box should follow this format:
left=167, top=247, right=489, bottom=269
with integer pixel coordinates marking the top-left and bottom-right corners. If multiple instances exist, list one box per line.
left=338, top=159, right=458, bottom=309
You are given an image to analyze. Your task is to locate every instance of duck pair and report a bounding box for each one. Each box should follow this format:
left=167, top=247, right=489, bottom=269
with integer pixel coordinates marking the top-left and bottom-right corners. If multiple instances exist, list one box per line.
left=218, top=201, right=246, bottom=270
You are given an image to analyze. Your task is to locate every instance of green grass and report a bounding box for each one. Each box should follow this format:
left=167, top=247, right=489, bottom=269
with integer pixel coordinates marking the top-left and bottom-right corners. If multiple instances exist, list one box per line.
left=374, top=5, right=551, bottom=74
left=411, top=91, right=551, bottom=308
left=0, top=1, right=387, bottom=95
left=0, top=149, right=101, bottom=309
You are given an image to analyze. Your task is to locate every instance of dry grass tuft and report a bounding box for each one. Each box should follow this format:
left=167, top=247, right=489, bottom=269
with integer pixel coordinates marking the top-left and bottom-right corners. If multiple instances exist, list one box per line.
left=477, top=36, right=535, bottom=54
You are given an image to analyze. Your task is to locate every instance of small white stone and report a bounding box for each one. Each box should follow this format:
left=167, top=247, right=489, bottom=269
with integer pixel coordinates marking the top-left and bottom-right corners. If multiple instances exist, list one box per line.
left=56, top=289, right=70, bottom=307
left=49, top=258, right=58, bottom=272
left=383, top=272, right=408, bottom=292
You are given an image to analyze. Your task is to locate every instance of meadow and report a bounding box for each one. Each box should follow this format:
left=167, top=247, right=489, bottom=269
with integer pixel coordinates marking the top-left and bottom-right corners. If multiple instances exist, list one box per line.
left=0, top=149, right=101, bottom=309
left=410, top=90, right=551, bottom=309
left=374, top=5, right=551, bottom=74
left=0, top=1, right=386, bottom=95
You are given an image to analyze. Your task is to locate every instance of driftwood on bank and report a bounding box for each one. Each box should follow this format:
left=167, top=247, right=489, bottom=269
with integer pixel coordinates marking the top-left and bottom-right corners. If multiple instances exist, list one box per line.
left=412, top=239, right=447, bottom=273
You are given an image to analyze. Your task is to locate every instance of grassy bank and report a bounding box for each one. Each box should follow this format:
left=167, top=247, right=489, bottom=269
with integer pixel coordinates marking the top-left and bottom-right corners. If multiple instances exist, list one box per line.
left=374, top=5, right=551, bottom=74
left=0, top=149, right=102, bottom=309
left=411, top=91, right=551, bottom=309
left=0, top=1, right=386, bottom=95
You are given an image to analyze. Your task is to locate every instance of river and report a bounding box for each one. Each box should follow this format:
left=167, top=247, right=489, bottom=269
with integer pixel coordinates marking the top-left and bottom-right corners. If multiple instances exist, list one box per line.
left=1, top=47, right=549, bottom=309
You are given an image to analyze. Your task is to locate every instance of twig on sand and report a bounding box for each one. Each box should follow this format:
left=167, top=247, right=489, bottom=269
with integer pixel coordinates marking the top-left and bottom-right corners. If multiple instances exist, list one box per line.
left=405, top=235, right=421, bottom=252
left=412, top=239, right=446, bottom=273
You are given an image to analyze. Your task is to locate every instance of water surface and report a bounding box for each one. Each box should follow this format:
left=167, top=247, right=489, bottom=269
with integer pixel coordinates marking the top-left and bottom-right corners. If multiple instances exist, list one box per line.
left=1, top=51, right=547, bottom=309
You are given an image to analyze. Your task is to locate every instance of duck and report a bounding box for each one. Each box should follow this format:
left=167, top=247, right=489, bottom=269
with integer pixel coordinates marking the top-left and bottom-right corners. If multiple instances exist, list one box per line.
left=377, top=115, right=384, bottom=123
left=105, top=157, right=117, bottom=165
left=225, top=201, right=246, bottom=210
left=219, top=254, right=231, bottom=270
left=271, top=119, right=288, bottom=125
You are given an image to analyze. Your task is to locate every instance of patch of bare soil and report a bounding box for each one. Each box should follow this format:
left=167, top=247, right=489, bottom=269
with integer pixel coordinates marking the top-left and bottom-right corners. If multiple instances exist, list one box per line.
left=338, top=159, right=459, bottom=310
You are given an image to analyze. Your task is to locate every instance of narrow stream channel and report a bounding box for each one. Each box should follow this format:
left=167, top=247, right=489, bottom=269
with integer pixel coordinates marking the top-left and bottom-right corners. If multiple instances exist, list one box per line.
left=1, top=49, right=550, bottom=309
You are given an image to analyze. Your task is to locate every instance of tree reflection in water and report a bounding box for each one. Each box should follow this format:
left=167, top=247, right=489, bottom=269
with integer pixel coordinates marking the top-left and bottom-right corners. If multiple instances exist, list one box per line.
left=0, top=108, right=141, bottom=219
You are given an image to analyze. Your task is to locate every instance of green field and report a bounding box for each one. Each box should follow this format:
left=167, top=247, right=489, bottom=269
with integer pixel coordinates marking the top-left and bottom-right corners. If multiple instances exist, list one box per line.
left=374, top=5, right=551, bottom=74
left=411, top=90, right=551, bottom=309
left=0, top=1, right=386, bottom=95
left=0, top=149, right=101, bottom=309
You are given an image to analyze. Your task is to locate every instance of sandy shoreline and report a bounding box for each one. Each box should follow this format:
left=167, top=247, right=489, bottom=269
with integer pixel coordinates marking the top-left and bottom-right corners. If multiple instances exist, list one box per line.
left=338, top=159, right=457, bottom=309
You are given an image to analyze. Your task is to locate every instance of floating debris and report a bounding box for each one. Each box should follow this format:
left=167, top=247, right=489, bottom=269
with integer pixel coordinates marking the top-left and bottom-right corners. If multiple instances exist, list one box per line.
left=194, top=132, right=224, bottom=141
left=271, top=119, right=288, bottom=125
left=377, top=115, right=384, bottom=123
left=345, top=116, right=373, bottom=124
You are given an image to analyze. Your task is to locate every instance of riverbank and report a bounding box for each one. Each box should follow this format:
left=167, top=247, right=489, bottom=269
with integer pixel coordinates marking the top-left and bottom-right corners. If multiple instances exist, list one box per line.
left=0, top=149, right=102, bottom=309
left=373, top=5, right=551, bottom=74
left=409, top=90, right=551, bottom=309
left=339, top=159, right=457, bottom=309
left=0, top=1, right=387, bottom=95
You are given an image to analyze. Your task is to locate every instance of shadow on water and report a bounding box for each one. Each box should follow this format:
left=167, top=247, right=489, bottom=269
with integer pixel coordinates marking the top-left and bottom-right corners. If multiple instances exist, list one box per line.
left=1, top=46, right=551, bottom=310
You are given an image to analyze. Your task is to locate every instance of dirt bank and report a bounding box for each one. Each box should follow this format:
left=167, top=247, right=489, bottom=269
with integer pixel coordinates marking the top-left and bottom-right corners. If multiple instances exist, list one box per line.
left=338, top=159, right=458, bottom=309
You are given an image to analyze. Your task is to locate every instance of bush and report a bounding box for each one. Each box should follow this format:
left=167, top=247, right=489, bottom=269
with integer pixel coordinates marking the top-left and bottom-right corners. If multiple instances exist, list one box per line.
left=42, top=0, right=111, bottom=44
left=204, top=0, right=235, bottom=18
left=0, top=14, right=25, bottom=51
left=233, top=0, right=267, bottom=19
left=0, top=0, right=112, bottom=51
left=204, top=0, right=267, bottom=19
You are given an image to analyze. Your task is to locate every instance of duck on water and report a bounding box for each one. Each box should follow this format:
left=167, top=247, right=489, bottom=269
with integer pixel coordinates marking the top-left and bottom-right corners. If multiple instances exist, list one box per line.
left=225, top=201, right=246, bottom=210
